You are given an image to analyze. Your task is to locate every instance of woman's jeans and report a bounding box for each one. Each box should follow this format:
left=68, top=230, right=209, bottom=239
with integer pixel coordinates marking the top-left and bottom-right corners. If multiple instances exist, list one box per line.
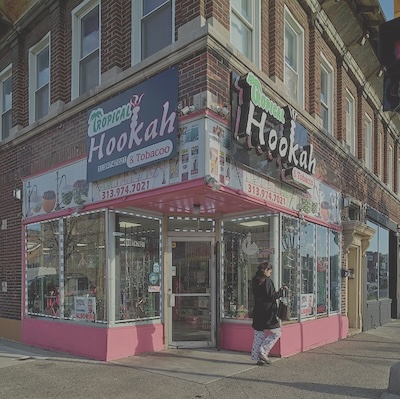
left=251, top=328, right=282, bottom=361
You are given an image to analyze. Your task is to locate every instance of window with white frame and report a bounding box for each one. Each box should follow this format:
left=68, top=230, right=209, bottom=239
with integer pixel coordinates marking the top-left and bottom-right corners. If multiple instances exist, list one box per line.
left=72, top=0, right=100, bottom=99
left=380, top=131, right=384, bottom=180
left=345, top=91, right=355, bottom=155
left=284, top=7, right=304, bottom=106
left=0, top=64, right=12, bottom=141
left=29, top=33, right=50, bottom=123
left=132, top=1, right=174, bottom=65
left=365, top=114, right=373, bottom=171
left=388, top=145, right=393, bottom=190
left=398, top=157, right=400, bottom=195
left=230, top=0, right=260, bottom=66
left=320, top=55, right=333, bottom=133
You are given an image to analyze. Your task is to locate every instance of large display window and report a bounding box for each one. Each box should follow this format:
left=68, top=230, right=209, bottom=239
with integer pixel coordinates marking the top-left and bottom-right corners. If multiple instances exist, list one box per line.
left=366, top=221, right=389, bottom=300
left=221, top=213, right=341, bottom=322
left=27, top=220, right=60, bottom=317
left=222, top=214, right=279, bottom=319
left=329, top=230, right=340, bottom=312
left=26, top=211, right=106, bottom=322
left=114, top=211, right=162, bottom=322
left=64, top=212, right=106, bottom=322
left=25, top=209, right=162, bottom=324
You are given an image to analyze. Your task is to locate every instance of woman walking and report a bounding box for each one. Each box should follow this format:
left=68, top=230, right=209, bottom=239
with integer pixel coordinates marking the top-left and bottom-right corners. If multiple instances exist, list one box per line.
left=251, top=261, right=286, bottom=365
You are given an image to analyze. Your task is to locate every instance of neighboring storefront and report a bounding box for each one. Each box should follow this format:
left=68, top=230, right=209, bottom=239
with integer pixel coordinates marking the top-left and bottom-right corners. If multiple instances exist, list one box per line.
left=21, top=68, right=348, bottom=360
left=365, top=207, right=398, bottom=329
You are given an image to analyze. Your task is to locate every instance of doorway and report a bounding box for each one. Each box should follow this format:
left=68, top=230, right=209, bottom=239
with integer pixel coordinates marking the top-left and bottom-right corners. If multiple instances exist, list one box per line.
left=167, top=236, right=215, bottom=348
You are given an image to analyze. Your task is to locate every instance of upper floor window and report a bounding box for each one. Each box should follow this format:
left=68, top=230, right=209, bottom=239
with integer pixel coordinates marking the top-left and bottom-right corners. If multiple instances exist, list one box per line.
left=365, top=114, right=373, bottom=171
left=230, top=0, right=260, bottom=66
left=320, top=55, right=333, bottom=133
left=388, top=145, right=393, bottom=190
left=29, top=33, right=50, bottom=123
left=284, top=7, right=304, bottom=106
left=380, top=131, right=384, bottom=180
left=0, top=64, right=12, bottom=141
left=72, top=0, right=100, bottom=99
left=132, top=0, right=174, bottom=65
left=345, top=91, right=355, bottom=155
left=398, top=157, right=400, bottom=195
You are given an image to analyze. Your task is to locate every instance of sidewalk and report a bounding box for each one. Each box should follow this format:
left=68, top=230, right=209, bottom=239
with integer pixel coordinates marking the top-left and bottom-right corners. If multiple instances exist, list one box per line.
left=0, top=319, right=399, bottom=399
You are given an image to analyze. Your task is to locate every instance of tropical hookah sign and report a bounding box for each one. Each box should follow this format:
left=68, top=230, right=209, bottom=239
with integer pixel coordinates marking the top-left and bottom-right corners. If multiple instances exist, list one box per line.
left=86, top=67, right=179, bottom=182
left=232, top=72, right=316, bottom=191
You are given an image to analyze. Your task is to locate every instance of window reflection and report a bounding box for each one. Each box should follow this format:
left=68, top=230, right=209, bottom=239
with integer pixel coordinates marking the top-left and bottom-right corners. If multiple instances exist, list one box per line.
left=367, top=221, right=389, bottom=300
left=316, top=226, right=328, bottom=314
left=222, top=214, right=278, bottom=319
left=329, top=230, right=340, bottom=312
left=282, top=217, right=300, bottom=319
left=300, top=222, right=315, bottom=318
left=27, top=221, right=60, bottom=317
left=64, top=212, right=106, bottom=322
left=115, top=212, right=161, bottom=321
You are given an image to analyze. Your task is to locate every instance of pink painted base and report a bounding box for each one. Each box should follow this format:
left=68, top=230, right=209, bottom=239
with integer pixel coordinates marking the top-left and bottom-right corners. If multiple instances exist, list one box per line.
left=23, top=318, right=164, bottom=361
left=221, top=315, right=349, bottom=357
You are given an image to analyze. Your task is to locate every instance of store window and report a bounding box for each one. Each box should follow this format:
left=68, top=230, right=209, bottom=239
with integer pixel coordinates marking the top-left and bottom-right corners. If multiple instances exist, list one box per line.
left=316, top=226, right=328, bottom=314
left=0, top=64, right=12, bottom=141
left=329, top=230, right=341, bottom=312
left=132, top=0, right=174, bottom=65
left=222, top=214, right=279, bottom=319
left=281, top=216, right=341, bottom=319
left=29, top=33, right=50, bottom=123
left=284, top=7, right=304, bottom=106
left=366, top=221, right=389, bottom=300
left=64, top=211, right=106, bottom=322
left=230, top=0, right=261, bottom=66
left=27, top=220, right=60, bottom=317
left=114, top=212, right=162, bottom=321
left=300, top=222, right=315, bottom=318
left=281, top=216, right=300, bottom=319
left=72, top=0, right=100, bottom=99
left=222, top=214, right=341, bottom=321
left=26, top=211, right=106, bottom=322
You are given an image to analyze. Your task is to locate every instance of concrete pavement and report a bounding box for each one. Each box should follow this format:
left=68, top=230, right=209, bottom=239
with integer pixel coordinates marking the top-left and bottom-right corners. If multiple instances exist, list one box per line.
left=0, top=319, right=399, bottom=398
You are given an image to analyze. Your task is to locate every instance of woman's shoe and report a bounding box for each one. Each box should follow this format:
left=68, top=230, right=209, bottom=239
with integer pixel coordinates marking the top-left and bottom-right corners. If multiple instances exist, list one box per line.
left=256, top=360, right=265, bottom=366
left=258, top=353, right=272, bottom=364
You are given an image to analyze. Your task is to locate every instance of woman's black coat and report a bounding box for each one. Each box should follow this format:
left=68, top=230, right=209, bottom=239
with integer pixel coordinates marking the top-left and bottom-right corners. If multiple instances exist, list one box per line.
left=252, top=276, right=281, bottom=331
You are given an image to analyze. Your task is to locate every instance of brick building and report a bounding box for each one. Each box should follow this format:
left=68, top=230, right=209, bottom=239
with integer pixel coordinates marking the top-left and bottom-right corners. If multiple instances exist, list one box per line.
left=0, top=0, right=399, bottom=361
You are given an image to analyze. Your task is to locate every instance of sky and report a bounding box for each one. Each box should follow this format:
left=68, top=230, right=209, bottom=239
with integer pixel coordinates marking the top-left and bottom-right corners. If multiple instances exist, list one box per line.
left=379, top=0, right=394, bottom=20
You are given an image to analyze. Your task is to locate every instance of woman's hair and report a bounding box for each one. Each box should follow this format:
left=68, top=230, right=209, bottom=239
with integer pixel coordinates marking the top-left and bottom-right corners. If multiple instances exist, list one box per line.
left=255, top=261, right=272, bottom=280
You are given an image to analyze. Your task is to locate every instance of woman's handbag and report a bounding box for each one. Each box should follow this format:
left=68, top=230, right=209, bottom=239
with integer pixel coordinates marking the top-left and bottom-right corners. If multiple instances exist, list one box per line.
left=277, top=288, right=290, bottom=321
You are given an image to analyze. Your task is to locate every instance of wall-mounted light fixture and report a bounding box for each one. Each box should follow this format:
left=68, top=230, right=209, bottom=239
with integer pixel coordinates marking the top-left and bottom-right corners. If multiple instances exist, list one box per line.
left=13, top=188, right=21, bottom=200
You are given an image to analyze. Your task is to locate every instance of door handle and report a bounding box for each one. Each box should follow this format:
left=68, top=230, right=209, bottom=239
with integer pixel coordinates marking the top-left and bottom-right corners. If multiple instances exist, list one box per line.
left=168, top=293, right=175, bottom=307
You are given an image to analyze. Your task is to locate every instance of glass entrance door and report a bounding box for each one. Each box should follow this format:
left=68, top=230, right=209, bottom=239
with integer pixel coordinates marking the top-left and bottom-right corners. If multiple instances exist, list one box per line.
left=168, top=237, right=215, bottom=348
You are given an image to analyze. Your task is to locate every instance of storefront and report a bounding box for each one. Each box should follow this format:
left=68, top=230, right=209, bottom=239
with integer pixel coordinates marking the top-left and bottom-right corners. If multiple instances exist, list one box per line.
left=364, top=207, right=397, bottom=328
left=21, top=68, right=348, bottom=360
